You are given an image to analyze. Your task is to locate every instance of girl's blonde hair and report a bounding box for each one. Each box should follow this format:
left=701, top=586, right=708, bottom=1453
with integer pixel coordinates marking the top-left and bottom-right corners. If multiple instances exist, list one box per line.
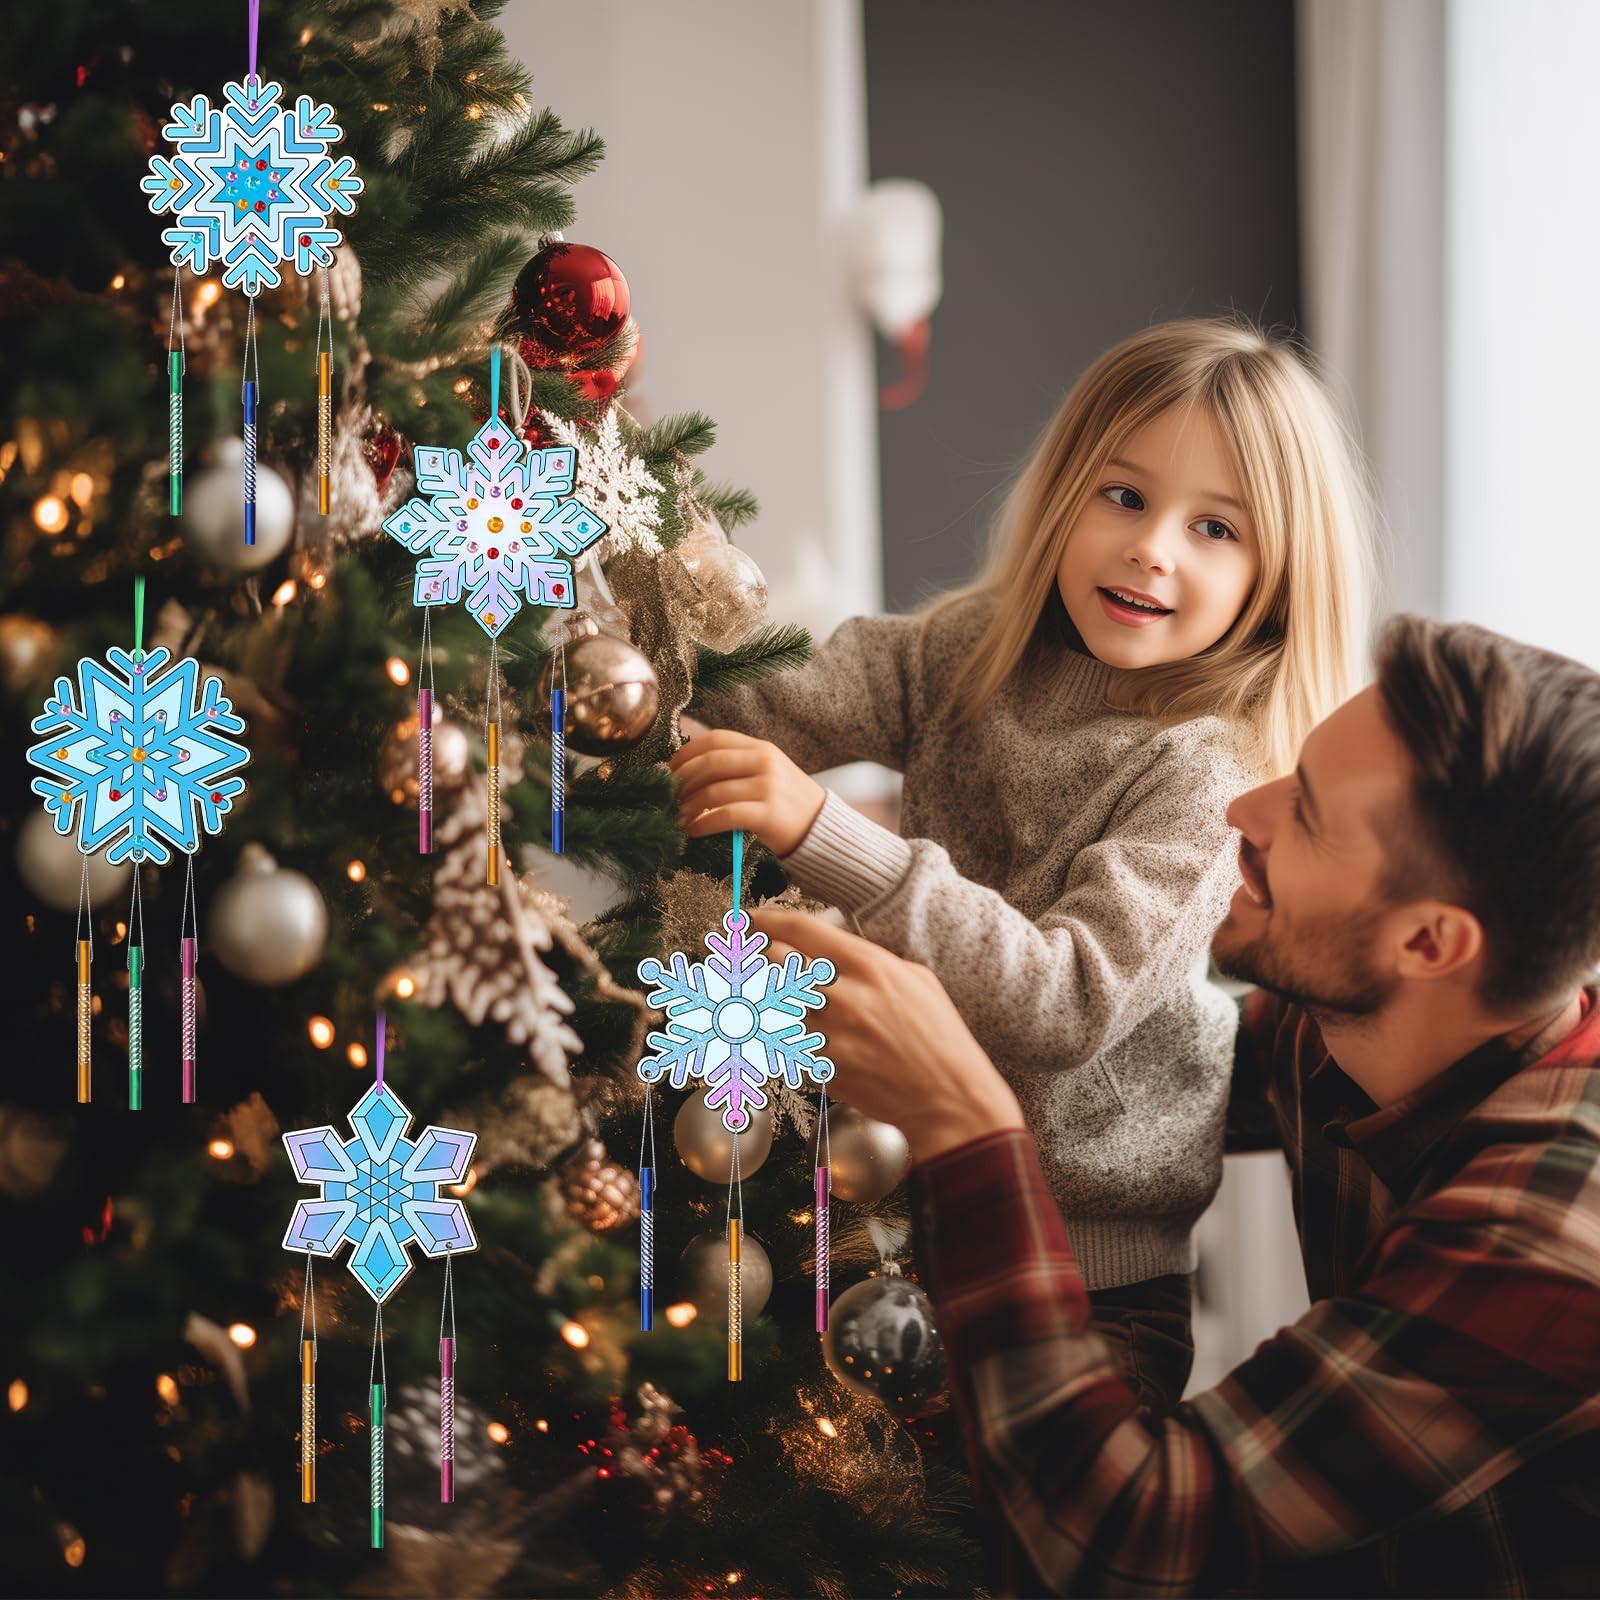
left=930, top=318, right=1373, bottom=775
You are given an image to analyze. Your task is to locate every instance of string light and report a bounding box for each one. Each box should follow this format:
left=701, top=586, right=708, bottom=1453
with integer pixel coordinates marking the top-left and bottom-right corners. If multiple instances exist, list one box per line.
left=110, top=273, right=127, bottom=290
left=486, top=1421, right=510, bottom=1444
left=226, top=1323, right=257, bottom=1349
left=560, top=1321, right=590, bottom=1350
left=208, top=1138, right=234, bottom=1160
left=346, top=859, right=367, bottom=882
left=347, top=1042, right=368, bottom=1069
left=33, top=495, right=69, bottom=534
left=394, top=974, right=416, bottom=999
left=385, top=656, right=410, bottom=686
left=449, top=1168, right=477, bottom=1196
left=297, top=25, right=313, bottom=44
left=61, top=1533, right=86, bottom=1569
left=452, top=377, right=472, bottom=394
left=156, top=1374, right=179, bottom=1405
left=308, top=1016, right=335, bottom=1048
left=664, top=1302, right=697, bottom=1328
left=195, top=280, right=221, bottom=310
left=68, top=471, right=95, bottom=506
left=7, top=1379, right=27, bottom=1412
left=535, top=1418, right=549, bottom=1433
left=271, top=578, right=298, bottom=607
left=815, top=1417, right=838, bottom=1439
left=466, top=103, right=484, bottom=119
left=726, top=1575, right=741, bottom=1586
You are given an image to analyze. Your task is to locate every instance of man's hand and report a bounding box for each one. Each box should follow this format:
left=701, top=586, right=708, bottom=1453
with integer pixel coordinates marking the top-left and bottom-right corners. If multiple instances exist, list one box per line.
left=751, top=908, right=1024, bottom=1163
left=670, top=730, right=827, bottom=857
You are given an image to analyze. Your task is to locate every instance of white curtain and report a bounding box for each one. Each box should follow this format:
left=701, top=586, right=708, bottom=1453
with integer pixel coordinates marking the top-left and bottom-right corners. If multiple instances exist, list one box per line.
left=1299, top=0, right=1600, bottom=668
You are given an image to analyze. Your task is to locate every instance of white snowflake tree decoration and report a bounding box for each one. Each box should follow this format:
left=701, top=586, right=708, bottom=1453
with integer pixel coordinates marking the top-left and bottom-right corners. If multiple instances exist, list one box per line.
left=27, top=647, right=251, bottom=866
left=637, top=910, right=836, bottom=1134
left=542, top=410, right=664, bottom=557
left=383, top=418, right=609, bottom=638
left=142, top=79, right=361, bottom=296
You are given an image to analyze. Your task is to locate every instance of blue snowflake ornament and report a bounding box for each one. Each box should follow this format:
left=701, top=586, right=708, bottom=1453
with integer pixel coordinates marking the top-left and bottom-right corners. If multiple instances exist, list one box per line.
left=637, top=910, right=836, bottom=1134
left=27, top=648, right=250, bottom=867
left=283, top=1082, right=477, bottom=1303
left=383, top=417, right=608, bottom=639
left=141, top=78, right=361, bottom=297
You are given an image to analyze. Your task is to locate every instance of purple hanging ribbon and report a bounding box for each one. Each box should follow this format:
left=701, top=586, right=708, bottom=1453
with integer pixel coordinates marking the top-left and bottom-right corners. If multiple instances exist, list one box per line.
left=375, top=1008, right=386, bottom=1091
left=247, top=0, right=260, bottom=99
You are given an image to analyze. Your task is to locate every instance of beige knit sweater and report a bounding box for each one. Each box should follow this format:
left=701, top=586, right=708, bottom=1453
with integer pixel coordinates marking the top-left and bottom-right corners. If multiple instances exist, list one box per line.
left=697, top=595, right=1257, bottom=1289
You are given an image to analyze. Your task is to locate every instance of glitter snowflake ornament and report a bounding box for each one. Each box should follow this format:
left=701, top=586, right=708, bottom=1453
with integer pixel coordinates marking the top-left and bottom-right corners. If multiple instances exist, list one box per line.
left=542, top=409, right=664, bottom=557
left=27, top=647, right=251, bottom=867
left=142, top=77, right=361, bottom=297
left=283, top=1079, right=478, bottom=1302
left=383, top=416, right=609, bottom=638
left=637, top=909, right=836, bottom=1134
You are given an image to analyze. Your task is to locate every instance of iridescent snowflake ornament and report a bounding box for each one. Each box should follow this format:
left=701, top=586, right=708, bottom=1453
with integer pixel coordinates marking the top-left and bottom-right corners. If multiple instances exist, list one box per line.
left=283, top=1078, right=477, bottom=1303
left=637, top=909, right=836, bottom=1135
left=383, top=416, right=608, bottom=639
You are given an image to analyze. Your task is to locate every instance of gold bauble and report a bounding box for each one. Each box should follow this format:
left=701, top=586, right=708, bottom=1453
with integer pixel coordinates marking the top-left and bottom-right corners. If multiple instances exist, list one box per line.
left=378, top=701, right=470, bottom=807
left=540, top=632, right=660, bottom=755
left=673, top=1092, right=773, bottom=1183
left=676, top=509, right=769, bottom=652
left=680, top=1229, right=773, bottom=1318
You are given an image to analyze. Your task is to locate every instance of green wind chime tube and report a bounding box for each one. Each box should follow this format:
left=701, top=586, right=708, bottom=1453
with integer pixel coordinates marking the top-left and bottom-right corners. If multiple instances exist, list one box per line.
left=370, top=1381, right=385, bottom=1547
left=168, top=350, right=183, bottom=515
left=127, top=943, right=143, bottom=1111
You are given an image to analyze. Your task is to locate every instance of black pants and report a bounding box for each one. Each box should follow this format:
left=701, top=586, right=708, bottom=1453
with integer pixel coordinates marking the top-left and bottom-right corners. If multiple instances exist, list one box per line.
left=1084, top=1271, right=1195, bottom=1413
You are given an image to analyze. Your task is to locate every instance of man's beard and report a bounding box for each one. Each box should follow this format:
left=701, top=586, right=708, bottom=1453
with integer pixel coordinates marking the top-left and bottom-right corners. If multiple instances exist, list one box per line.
left=1214, top=902, right=1396, bottom=1021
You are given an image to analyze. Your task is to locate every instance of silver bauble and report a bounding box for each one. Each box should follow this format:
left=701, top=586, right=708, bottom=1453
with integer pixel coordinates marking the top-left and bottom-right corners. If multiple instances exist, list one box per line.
left=680, top=1229, right=773, bottom=1318
left=183, top=439, right=294, bottom=572
left=540, top=632, right=660, bottom=755
left=16, top=809, right=130, bottom=910
left=378, top=702, right=470, bottom=807
left=677, top=510, right=769, bottom=652
left=827, top=1105, right=911, bottom=1203
left=0, top=613, right=55, bottom=694
left=673, top=1093, right=773, bottom=1183
left=822, top=1270, right=946, bottom=1417
left=208, top=842, right=327, bottom=985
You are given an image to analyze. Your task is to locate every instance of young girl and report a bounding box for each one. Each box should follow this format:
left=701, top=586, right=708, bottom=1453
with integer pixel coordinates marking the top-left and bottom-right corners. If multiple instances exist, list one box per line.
left=672, top=318, right=1371, bottom=1409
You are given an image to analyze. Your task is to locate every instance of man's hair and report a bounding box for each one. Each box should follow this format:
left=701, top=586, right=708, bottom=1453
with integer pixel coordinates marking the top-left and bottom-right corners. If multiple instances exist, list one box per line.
left=1377, top=615, right=1600, bottom=1012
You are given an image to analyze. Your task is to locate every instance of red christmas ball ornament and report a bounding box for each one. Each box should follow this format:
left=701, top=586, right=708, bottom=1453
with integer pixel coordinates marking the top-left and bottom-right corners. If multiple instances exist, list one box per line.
left=519, top=325, right=640, bottom=407
left=365, top=422, right=403, bottom=495
left=511, top=243, right=630, bottom=358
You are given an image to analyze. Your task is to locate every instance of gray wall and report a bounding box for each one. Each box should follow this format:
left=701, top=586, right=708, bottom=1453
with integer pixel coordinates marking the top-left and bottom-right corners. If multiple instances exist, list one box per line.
left=864, top=0, right=1302, bottom=610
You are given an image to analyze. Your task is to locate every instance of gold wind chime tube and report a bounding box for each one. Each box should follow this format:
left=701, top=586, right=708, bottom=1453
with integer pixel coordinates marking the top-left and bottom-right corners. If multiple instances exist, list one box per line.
left=76, top=937, right=92, bottom=1104
left=727, top=1217, right=743, bottom=1382
left=317, top=350, right=332, bottom=515
left=300, top=1337, right=316, bottom=1502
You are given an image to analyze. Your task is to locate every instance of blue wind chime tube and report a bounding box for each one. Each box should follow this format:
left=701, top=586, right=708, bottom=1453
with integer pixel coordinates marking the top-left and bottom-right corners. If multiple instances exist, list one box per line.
left=551, top=685, right=566, bottom=854
left=242, top=376, right=258, bottom=545
left=639, top=1163, right=654, bottom=1331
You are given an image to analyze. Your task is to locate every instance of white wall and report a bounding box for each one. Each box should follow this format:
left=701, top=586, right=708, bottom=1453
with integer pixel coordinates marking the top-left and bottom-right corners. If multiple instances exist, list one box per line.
left=499, top=0, right=882, bottom=636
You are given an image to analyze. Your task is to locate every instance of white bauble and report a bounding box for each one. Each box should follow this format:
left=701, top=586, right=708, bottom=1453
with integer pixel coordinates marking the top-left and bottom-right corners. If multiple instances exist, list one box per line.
left=16, top=809, right=130, bottom=910
left=208, top=842, right=327, bottom=985
left=183, top=439, right=294, bottom=572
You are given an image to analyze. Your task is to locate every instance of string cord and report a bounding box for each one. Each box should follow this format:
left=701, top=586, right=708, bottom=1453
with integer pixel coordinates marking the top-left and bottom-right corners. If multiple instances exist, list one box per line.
left=439, top=1251, right=456, bottom=1341
left=813, top=1086, right=831, bottom=1169
left=369, top=1303, right=387, bottom=1389
left=167, top=270, right=187, bottom=369
left=298, top=1255, right=318, bottom=1354
left=637, top=1082, right=657, bottom=1172
left=417, top=603, right=435, bottom=694
left=127, top=863, right=145, bottom=955
left=75, top=855, right=92, bottom=957
left=240, top=299, right=260, bottom=397
left=181, top=854, right=198, bottom=944
left=724, top=1129, right=744, bottom=1234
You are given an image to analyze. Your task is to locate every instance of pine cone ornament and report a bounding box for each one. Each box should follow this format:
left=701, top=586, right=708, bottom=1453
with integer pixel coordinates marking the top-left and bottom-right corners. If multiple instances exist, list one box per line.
left=559, top=1138, right=639, bottom=1233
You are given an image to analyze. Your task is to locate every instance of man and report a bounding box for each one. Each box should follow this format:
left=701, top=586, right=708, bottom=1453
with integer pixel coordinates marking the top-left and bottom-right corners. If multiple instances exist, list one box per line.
left=753, top=617, right=1600, bottom=1597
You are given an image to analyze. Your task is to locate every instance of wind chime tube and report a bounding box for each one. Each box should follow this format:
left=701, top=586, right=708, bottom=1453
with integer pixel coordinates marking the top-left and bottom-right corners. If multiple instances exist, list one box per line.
left=127, top=944, right=143, bottom=1112
left=486, top=720, right=501, bottom=887
left=815, top=1165, right=831, bottom=1333
left=76, top=938, right=92, bottom=1104
left=550, top=686, right=566, bottom=855
left=180, top=936, right=197, bottom=1103
left=242, top=377, right=258, bottom=546
left=370, top=1381, right=385, bottom=1548
left=639, top=1165, right=654, bottom=1331
left=439, top=1336, right=456, bottom=1503
left=316, top=350, right=332, bottom=516
left=417, top=687, right=434, bottom=854
left=168, top=351, right=184, bottom=515
left=727, top=1217, right=743, bottom=1383
left=300, top=1338, right=316, bottom=1504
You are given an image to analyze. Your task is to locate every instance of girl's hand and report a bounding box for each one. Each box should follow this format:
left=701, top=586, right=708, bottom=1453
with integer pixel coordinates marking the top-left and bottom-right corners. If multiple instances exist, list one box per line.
left=751, top=909, right=1024, bottom=1162
left=669, top=729, right=827, bottom=856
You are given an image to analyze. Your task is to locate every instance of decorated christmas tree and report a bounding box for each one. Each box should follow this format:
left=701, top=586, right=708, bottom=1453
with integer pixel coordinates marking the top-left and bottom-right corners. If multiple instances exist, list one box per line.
left=1, top=3, right=982, bottom=1595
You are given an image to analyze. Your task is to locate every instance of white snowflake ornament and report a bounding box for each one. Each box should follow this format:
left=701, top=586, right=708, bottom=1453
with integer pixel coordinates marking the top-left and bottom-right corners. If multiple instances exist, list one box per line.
left=27, top=648, right=251, bottom=867
left=384, top=417, right=608, bottom=638
left=542, top=410, right=664, bottom=557
left=637, top=910, right=835, bottom=1134
left=141, top=78, right=361, bottom=297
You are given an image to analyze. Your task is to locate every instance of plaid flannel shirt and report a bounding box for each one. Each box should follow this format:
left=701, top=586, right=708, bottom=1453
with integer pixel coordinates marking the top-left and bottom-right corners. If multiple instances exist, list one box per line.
left=911, top=987, right=1600, bottom=1597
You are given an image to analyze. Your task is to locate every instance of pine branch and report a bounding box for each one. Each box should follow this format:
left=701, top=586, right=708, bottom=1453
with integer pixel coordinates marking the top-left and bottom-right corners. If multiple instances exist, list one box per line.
left=408, top=231, right=530, bottom=348
left=693, top=625, right=813, bottom=697
left=630, top=411, right=717, bottom=465
left=692, top=478, right=761, bottom=530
